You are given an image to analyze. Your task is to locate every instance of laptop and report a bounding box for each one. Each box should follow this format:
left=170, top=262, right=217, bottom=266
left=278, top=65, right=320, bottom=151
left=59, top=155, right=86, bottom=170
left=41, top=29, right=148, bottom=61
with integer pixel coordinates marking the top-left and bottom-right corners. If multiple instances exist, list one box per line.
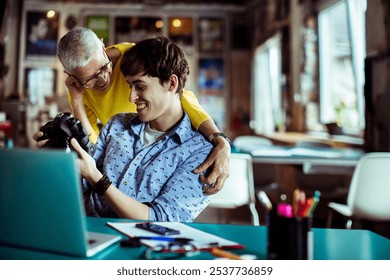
left=0, top=148, right=121, bottom=258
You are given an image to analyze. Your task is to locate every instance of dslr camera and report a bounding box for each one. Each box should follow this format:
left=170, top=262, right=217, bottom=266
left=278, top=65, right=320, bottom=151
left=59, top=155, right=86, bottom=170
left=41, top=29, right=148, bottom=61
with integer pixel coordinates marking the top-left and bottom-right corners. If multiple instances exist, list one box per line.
left=38, top=112, right=95, bottom=155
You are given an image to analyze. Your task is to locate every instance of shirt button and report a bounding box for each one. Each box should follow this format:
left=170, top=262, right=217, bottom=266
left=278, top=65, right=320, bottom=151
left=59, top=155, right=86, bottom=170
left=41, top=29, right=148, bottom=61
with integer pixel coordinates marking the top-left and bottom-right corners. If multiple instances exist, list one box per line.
left=124, top=181, right=128, bottom=185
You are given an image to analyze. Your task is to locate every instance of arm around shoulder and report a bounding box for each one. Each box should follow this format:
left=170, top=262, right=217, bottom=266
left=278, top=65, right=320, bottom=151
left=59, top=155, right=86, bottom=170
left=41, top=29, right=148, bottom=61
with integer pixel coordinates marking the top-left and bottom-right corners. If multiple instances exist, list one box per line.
left=180, top=89, right=211, bottom=130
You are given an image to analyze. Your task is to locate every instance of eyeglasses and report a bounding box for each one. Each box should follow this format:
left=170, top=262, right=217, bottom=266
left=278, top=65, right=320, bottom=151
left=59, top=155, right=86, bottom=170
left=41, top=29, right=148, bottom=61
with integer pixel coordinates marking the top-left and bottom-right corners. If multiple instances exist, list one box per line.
left=68, top=48, right=112, bottom=89
left=143, top=242, right=199, bottom=260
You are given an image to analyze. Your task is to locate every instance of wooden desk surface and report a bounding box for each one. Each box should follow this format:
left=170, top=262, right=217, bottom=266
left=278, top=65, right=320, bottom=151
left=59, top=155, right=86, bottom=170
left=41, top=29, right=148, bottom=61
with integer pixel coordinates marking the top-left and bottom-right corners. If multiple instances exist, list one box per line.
left=263, top=132, right=364, bottom=148
left=238, top=145, right=363, bottom=173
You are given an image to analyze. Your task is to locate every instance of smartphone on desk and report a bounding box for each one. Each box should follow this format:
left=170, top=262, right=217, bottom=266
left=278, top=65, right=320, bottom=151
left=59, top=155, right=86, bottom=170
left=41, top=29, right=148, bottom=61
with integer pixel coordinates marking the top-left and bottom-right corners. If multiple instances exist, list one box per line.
left=135, top=222, right=180, bottom=236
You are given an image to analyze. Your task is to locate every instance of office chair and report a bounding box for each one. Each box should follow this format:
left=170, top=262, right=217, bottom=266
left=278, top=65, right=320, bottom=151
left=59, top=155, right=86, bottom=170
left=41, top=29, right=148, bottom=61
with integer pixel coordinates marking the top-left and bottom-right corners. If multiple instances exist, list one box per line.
left=207, top=153, right=260, bottom=226
left=233, top=135, right=280, bottom=193
left=327, top=153, right=390, bottom=229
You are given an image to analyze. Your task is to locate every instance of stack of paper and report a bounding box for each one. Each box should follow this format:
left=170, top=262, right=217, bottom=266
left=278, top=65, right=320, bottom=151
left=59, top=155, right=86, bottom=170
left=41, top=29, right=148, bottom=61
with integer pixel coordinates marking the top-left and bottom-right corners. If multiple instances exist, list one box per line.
left=107, top=222, right=244, bottom=250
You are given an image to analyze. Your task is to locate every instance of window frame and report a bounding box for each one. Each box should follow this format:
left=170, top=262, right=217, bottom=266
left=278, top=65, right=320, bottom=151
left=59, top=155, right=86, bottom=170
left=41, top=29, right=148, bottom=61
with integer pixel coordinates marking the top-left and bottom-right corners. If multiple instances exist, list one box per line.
left=317, top=0, right=366, bottom=135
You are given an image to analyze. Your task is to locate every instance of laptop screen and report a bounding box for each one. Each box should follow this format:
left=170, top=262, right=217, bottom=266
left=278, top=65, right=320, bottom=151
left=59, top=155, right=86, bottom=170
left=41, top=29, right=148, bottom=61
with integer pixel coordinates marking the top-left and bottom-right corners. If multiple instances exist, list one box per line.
left=0, top=148, right=90, bottom=256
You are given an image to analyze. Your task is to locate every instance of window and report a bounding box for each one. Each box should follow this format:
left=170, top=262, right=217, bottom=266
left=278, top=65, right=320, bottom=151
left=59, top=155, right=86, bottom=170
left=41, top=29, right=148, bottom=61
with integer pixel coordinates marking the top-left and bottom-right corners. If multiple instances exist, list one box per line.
left=318, top=0, right=366, bottom=134
left=252, top=33, right=283, bottom=135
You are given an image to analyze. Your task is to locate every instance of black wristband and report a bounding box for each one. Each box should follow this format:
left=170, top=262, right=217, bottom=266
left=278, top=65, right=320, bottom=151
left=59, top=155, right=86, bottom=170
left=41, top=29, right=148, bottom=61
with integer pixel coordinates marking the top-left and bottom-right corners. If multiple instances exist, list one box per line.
left=208, top=132, right=231, bottom=145
left=94, top=174, right=111, bottom=196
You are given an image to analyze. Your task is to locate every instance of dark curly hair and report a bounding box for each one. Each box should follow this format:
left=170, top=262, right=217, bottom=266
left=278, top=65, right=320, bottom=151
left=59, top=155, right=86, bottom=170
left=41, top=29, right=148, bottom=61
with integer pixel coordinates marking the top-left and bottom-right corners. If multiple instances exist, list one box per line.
left=120, top=35, right=190, bottom=96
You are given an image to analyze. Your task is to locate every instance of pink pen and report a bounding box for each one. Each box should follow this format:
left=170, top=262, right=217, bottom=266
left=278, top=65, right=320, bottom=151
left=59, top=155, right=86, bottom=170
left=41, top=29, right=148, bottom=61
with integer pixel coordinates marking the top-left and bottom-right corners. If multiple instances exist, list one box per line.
left=277, top=203, right=293, bottom=218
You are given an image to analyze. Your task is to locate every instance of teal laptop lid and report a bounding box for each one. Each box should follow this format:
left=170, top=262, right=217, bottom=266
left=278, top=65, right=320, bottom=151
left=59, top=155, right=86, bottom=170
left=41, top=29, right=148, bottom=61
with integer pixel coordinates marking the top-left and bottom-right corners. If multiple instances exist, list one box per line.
left=0, top=148, right=120, bottom=257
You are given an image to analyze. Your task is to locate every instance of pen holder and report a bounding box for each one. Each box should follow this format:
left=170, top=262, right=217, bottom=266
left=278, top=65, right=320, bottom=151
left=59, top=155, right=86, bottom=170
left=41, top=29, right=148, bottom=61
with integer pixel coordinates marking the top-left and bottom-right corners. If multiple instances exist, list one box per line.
left=267, top=213, right=313, bottom=260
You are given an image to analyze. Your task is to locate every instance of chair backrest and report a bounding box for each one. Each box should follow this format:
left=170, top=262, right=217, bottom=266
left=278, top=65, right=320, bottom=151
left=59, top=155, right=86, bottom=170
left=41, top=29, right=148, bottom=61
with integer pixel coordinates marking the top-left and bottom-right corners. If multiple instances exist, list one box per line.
left=233, top=135, right=277, bottom=187
left=208, top=153, right=256, bottom=208
left=347, top=152, right=390, bottom=221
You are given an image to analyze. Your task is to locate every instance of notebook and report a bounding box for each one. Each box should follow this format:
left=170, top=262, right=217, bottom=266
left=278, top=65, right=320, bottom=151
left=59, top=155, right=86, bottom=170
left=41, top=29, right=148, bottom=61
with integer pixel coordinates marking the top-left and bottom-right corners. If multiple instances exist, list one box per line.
left=0, top=148, right=121, bottom=258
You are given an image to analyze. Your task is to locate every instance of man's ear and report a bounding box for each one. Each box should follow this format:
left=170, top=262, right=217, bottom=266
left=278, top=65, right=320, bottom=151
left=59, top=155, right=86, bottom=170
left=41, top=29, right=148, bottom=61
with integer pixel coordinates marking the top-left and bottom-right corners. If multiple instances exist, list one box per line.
left=168, top=74, right=179, bottom=93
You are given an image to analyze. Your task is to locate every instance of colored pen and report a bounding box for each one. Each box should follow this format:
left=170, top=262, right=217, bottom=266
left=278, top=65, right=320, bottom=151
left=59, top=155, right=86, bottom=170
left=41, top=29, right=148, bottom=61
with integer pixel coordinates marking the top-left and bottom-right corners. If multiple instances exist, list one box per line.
left=293, top=189, right=306, bottom=217
left=277, top=203, right=293, bottom=218
left=298, top=190, right=306, bottom=216
left=135, top=236, right=193, bottom=243
left=302, top=197, right=314, bottom=217
left=307, top=191, right=321, bottom=216
left=292, top=189, right=300, bottom=216
left=210, top=248, right=242, bottom=260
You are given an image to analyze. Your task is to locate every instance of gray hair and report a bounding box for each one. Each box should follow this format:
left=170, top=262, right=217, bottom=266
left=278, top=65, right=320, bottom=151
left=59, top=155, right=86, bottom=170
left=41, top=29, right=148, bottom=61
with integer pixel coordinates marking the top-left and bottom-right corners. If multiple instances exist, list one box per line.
left=58, top=27, right=102, bottom=72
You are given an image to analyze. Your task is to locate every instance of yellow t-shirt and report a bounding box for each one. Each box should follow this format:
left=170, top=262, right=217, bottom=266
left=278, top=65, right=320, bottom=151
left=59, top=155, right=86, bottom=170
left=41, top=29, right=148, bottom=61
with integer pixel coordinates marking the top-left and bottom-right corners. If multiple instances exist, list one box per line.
left=68, top=43, right=211, bottom=143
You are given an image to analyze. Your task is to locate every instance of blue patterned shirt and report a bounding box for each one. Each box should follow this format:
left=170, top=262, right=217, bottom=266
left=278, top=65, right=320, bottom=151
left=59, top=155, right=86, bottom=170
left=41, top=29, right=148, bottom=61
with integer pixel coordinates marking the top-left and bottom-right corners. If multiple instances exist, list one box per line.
left=83, top=112, right=213, bottom=222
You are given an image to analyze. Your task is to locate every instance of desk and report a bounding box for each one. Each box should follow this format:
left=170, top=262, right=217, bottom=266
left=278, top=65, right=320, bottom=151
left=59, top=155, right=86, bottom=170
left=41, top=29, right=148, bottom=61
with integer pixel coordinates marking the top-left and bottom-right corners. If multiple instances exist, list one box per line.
left=263, top=132, right=364, bottom=149
left=236, top=146, right=364, bottom=175
left=1, top=217, right=390, bottom=260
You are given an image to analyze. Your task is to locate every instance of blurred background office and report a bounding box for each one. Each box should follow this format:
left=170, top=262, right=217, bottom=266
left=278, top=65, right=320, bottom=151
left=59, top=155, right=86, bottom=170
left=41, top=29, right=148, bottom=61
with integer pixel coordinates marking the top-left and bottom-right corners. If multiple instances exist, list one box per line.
left=0, top=0, right=381, bottom=147
left=1, top=0, right=390, bottom=233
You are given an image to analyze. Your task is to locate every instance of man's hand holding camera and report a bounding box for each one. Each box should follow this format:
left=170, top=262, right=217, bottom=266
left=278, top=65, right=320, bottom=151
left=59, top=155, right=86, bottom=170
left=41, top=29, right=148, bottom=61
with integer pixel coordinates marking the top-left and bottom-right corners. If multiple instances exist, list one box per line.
left=33, top=112, right=95, bottom=155
left=70, top=138, right=101, bottom=185
left=32, top=131, right=48, bottom=148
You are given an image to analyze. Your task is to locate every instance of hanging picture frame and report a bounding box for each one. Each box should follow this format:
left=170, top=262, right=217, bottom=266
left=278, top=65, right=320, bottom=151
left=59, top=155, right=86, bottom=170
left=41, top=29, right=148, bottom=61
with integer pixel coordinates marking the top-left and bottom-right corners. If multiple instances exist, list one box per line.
left=168, top=17, right=193, bottom=47
left=25, top=11, right=59, bottom=60
left=24, top=67, right=57, bottom=109
left=115, top=16, right=163, bottom=43
left=198, top=58, right=224, bottom=96
left=198, top=17, right=224, bottom=52
left=86, top=15, right=110, bottom=45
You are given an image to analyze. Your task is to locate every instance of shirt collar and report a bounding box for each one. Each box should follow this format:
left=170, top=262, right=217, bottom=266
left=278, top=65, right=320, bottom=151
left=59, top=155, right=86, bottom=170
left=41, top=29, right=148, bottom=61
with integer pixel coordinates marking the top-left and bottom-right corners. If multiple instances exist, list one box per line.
left=128, top=112, right=194, bottom=145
